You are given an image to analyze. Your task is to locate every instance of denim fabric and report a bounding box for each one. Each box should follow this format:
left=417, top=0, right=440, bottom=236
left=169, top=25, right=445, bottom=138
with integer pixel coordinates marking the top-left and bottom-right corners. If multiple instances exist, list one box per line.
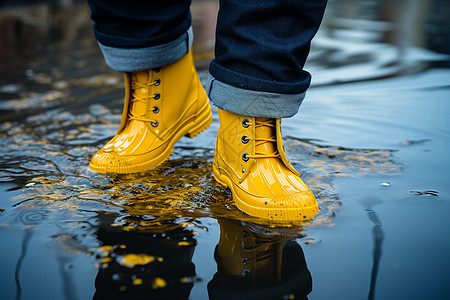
left=210, top=0, right=327, bottom=95
left=98, top=27, right=193, bottom=72
left=87, top=0, right=327, bottom=118
left=87, top=0, right=192, bottom=49
left=207, top=74, right=305, bottom=118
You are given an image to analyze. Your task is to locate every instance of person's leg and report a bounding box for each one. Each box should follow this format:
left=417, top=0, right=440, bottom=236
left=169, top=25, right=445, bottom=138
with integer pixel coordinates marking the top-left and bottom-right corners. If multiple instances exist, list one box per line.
left=87, top=0, right=193, bottom=70
left=208, top=0, right=327, bottom=117
left=208, top=0, right=327, bottom=221
left=87, top=0, right=212, bottom=173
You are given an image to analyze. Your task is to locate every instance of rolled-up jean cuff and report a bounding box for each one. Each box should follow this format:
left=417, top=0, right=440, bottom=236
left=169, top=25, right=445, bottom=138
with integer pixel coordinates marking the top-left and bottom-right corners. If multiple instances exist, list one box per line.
left=98, top=27, right=194, bottom=72
left=206, top=74, right=306, bottom=118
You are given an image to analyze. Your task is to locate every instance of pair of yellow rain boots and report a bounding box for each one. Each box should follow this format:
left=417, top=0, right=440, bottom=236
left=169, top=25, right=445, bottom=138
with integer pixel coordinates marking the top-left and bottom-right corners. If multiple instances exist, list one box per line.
left=90, top=51, right=318, bottom=221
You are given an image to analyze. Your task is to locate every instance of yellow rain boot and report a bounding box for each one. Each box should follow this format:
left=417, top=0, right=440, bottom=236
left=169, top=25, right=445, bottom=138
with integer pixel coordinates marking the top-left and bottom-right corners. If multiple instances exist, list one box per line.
left=213, top=109, right=318, bottom=221
left=207, top=219, right=312, bottom=298
left=215, top=219, right=285, bottom=282
left=90, top=51, right=212, bottom=173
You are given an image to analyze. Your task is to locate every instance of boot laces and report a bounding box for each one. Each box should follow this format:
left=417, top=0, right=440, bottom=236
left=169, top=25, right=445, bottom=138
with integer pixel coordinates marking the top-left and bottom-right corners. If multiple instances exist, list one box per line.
left=128, top=71, right=160, bottom=125
left=246, top=119, right=279, bottom=159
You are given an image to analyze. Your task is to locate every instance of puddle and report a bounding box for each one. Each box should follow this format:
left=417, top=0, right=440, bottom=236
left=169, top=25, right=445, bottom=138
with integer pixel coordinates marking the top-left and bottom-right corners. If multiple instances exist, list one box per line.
left=1, top=0, right=450, bottom=299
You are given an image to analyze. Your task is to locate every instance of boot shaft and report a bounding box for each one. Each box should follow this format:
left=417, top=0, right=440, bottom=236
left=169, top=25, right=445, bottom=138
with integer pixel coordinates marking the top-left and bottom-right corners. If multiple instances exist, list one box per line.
left=119, top=50, right=201, bottom=138
left=90, top=50, right=212, bottom=173
left=214, top=109, right=299, bottom=183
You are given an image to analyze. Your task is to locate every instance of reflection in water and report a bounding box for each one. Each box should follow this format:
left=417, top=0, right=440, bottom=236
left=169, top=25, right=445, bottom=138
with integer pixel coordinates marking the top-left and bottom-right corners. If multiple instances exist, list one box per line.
left=14, top=228, right=32, bottom=300
left=56, top=254, right=79, bottom=300
left=1, top=0, right=448, bottom=299
left=209, top=219, right=312, bottom=300
left=46, top=212, right=311, bottom=300
left=48, top=211, right=199, bottom=300
left=360, top=197, right=385, bottom=300
left=14, top=209, right=48, bottom=300
left=90, top=213, right=197, bottom=300
left=366, top=209, right=384, bottom=300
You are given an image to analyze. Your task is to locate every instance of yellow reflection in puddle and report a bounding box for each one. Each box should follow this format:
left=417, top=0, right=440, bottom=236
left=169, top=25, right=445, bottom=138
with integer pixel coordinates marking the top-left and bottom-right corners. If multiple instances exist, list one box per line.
left=118, top=253, right=162, bottom=268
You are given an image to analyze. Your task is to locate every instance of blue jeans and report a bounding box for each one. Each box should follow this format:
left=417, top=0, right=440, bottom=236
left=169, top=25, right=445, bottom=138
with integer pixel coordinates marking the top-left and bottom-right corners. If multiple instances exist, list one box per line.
left=87, top=0, right=327, bottom=118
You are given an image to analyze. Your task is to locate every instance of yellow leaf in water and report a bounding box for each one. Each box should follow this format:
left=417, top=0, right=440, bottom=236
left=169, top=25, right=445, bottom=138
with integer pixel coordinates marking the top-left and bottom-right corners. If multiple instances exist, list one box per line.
left=152, top=277, right=166, bottom=289
left=101, top=257, right=113, bottom=263
left=123, top=225, right=135, bottom=231
left=178, top=241, right=191, bottom=246
left=97, top=245, right=114, bottom=256
left=118, top=254, right=155, bottom=268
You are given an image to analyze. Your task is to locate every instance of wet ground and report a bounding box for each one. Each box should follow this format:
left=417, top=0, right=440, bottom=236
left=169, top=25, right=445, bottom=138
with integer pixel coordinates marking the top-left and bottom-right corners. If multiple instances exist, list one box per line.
left=1, top=0, right=449, bottom=299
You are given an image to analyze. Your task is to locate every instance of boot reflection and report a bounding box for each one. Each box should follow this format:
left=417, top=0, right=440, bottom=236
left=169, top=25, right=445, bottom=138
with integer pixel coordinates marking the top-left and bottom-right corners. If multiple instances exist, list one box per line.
left=208, top=219, right=312, bottom=300
left=92, top=219, right=196, bottom=300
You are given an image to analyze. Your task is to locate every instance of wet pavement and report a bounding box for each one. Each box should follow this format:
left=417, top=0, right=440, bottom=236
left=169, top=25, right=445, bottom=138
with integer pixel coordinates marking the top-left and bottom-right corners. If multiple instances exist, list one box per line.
left=1, top=0, right=450, bottom=299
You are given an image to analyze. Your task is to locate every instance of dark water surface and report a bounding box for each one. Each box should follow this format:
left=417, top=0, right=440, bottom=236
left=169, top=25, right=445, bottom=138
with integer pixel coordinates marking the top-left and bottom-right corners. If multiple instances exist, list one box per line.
left=1, top=1, right=449, bottom=299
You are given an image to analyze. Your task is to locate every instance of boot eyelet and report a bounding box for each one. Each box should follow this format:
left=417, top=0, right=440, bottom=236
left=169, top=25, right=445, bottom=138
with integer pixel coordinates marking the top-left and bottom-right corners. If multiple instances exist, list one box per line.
left=242, top=119, right=250, bottom=128
left=154, top=92, right=160, bottom=100
left=151, top=120, right=159, bottom=127
left=242, top=258, right=249, bottom=264
left=241, top=135, right=249, bottom=144
left=242, top=269, right=250, bottom=276
left=152, top=106, right=159, bottom=114
left=242, top=152, right=249, bottom=162
left=154, top=78, right=161, bottom=86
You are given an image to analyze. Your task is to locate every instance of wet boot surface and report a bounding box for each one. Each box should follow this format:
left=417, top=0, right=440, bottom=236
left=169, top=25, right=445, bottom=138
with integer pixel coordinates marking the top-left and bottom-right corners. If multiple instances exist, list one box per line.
left=1, top=1, right=450, bottom=300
